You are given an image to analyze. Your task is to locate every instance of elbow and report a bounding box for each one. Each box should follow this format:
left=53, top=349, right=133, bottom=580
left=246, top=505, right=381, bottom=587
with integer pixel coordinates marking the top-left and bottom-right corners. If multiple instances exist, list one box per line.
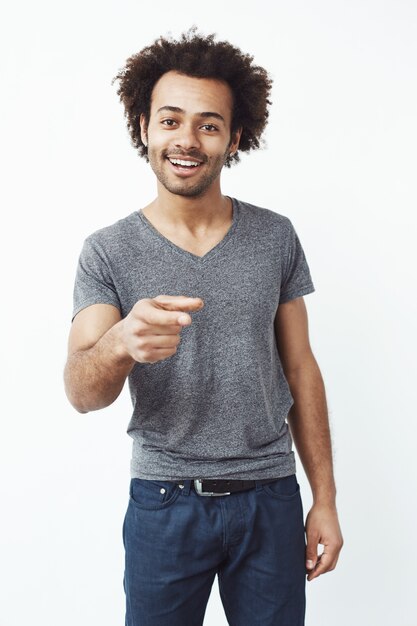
left=72, top=402, right=89, bottom=415
left=64, top=387, right=90, bottom=414
left=284, top=355, right=324, bottom=391
left=63, top=365, right=122, bottom=414
left=64, top=384, right=118, bottom=414
left=63, top=361, right=93, bottom=413
left=63, top=371, right=90, bottom=413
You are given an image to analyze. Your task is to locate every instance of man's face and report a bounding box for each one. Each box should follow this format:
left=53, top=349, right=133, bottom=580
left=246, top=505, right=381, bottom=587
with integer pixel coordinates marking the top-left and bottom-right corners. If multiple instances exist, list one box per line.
left=140, top=71, right=241, bottom=198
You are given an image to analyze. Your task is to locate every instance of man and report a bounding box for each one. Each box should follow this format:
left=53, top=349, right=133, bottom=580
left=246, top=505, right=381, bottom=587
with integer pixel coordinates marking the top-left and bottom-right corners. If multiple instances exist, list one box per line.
left=64, top=28, right=343, bottom=626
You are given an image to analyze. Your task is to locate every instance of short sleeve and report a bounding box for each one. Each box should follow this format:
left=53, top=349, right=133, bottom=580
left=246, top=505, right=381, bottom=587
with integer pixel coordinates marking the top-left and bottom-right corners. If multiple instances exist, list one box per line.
left=71, top=236, right=122, bottom=322
left=279, top=219, right=315, bottom=304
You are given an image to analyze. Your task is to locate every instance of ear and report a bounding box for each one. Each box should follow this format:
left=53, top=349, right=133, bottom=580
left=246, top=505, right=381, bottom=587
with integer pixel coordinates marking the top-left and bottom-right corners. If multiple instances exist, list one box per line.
left=139, top=113, right=148, bottom=146
left=229, top=126, right=242, bottom=155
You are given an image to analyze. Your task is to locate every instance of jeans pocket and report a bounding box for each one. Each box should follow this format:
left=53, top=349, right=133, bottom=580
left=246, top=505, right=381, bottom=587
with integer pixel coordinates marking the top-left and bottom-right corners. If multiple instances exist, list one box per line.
left=129, top=478, right=181, bottom=510
left=261, top=474, right=301, bottom=500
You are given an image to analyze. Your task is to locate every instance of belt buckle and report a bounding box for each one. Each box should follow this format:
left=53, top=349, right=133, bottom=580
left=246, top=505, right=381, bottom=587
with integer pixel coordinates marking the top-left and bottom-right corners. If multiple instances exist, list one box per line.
left=194, top=479, right=231, bottom=496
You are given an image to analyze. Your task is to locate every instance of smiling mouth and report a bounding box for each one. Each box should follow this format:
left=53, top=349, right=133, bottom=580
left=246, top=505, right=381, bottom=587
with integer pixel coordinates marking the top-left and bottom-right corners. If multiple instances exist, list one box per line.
left=166, top=157, right=203, bottom=168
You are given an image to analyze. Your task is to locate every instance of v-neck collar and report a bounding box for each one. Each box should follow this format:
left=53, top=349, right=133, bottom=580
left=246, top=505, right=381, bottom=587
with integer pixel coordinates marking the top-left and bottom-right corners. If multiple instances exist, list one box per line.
left=136, top=196, right=240, bottom=264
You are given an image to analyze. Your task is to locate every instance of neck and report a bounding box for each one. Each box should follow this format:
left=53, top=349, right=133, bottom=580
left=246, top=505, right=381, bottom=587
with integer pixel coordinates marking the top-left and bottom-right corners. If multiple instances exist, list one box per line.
left=146, top=181, right=231, bottom=232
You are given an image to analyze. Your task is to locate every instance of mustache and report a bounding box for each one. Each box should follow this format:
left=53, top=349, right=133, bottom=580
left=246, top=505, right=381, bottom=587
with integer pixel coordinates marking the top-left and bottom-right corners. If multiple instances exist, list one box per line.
left=163, top=149, right=208, bottom=163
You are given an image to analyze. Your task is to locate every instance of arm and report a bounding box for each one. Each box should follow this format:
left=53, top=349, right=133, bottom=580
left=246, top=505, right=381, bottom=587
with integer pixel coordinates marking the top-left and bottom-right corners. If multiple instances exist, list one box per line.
left=274, top=296, right=343, bottom=580
left=64, top=296, right=203, bottom=414
left=64, top=304, right=135, bottom=414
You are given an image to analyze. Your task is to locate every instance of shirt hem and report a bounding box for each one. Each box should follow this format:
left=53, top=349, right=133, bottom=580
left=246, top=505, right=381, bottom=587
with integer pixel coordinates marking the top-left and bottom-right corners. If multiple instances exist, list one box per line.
left=279, top=283, right=315, bottom=304
left=130, top=453, right=297, bottom=481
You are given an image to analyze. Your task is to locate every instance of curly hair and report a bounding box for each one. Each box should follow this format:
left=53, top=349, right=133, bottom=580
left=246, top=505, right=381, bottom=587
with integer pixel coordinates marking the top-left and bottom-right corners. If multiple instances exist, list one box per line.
left=111, top=27, right=273, bottom=167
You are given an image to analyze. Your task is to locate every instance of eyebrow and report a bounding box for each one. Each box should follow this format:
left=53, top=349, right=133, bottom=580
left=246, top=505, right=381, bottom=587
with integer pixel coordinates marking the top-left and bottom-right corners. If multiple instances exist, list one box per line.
left=156, top=105, right=226, bottom=123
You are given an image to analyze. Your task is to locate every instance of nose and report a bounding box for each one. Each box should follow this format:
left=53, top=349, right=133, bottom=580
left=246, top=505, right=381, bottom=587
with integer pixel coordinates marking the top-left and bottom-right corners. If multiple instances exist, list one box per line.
left=174, top=123, right=201, bottom=151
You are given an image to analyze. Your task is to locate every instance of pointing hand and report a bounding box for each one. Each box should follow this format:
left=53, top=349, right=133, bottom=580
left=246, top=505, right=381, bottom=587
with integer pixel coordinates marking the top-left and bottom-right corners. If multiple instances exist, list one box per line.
left=121, top=295, right=204, bottom=364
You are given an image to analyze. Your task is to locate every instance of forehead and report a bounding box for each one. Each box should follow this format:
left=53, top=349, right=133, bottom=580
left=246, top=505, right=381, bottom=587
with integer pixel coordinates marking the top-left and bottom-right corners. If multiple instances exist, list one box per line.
left=149, top=71, right=234, bottom=123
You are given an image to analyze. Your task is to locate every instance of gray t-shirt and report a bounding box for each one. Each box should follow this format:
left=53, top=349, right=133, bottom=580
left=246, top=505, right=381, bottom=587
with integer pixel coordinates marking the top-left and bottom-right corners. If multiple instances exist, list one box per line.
left=72, top=197, right=315, bottom=480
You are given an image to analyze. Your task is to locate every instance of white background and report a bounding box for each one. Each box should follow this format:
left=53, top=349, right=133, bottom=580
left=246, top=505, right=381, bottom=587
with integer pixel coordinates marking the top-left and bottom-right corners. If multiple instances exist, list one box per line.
left=1, top=1, right=416, bottom=624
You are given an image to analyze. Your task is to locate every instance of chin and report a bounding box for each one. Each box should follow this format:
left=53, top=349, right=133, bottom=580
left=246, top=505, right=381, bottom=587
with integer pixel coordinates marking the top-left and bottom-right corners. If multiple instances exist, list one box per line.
left=165, top=184, right=208, bottom=198
left=157, top=174, right=212, bottom=198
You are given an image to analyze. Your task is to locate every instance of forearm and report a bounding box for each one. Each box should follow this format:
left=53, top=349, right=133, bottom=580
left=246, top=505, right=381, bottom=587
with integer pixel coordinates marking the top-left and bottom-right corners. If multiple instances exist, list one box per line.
left=64, top=320, right=136, bottom=413
left=285, top=355, right=337, bottom=506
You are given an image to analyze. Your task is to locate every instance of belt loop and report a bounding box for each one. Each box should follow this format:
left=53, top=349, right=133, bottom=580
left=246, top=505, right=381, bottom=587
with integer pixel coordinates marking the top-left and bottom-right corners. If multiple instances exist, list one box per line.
left=176, top=479, right=192, bottom=495
left=255, top=480, right=264, bottom=493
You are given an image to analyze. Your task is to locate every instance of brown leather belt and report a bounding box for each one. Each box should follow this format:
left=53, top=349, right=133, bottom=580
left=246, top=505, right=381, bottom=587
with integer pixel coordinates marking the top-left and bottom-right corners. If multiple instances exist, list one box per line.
left=188, top=477, right=280, bottom=496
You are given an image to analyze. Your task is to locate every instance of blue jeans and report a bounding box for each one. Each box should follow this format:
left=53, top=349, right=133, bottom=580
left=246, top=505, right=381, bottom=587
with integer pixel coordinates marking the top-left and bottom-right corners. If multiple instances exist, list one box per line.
left=123, top=474, right=306, bottom=625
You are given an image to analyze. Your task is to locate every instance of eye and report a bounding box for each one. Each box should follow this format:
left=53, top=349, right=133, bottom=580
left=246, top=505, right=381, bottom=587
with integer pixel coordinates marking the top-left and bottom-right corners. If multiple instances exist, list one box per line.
left=201, top=124, right=218, bottom=132
left=161, top=119, right=177, bottom=127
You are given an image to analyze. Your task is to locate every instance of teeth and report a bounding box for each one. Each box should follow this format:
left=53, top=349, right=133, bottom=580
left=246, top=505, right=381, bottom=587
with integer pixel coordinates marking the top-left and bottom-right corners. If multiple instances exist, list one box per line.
left=169, top=158, right=200, bottom=167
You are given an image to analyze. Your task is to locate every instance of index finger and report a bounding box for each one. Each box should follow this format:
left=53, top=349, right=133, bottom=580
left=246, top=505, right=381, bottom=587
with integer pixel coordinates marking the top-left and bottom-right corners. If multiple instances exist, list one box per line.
left=146, top=298, right=202, bottom=326
left=153, top=295, right=204, bottom=311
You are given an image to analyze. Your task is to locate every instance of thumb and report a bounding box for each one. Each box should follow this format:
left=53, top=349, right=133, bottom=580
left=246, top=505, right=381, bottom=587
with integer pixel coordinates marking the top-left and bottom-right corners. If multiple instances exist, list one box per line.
left=305, top=540, right=318, bottom=570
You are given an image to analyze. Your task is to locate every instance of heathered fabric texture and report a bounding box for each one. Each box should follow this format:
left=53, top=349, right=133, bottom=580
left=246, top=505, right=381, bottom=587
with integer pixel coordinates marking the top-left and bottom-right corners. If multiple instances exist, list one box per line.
left=72, top=197, right=315, bottom=480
